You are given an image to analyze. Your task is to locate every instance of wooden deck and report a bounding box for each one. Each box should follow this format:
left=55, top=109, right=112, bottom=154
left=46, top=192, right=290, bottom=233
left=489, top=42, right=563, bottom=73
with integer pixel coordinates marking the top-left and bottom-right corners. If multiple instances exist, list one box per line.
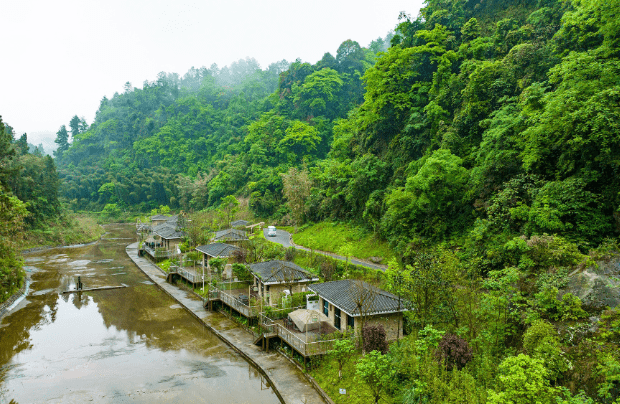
left=143, top=245, right=172, bottom=259
left=168, top=265, right=201, bottom=284
left=257, top=313, right=339, bottom=358
left=207, top=287, right=261, bottom=318
left=62, top=285, right=128, bottom=294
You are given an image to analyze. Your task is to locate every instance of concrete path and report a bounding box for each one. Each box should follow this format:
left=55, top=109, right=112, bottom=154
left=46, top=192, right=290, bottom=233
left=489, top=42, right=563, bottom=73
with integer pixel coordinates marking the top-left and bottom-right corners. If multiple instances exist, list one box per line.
left=126, top=243, right=326, bottom=404
left=264, top=229, right=388, bottom=272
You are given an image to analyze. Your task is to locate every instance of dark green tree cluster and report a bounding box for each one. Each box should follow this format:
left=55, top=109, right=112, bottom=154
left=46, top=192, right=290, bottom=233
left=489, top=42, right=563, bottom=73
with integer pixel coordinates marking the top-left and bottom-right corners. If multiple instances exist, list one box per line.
left=0, top=116, right=60, bottom=302
left=55, top=38, right=388, bottom=215
left=309, top=0, right=619, bottom=253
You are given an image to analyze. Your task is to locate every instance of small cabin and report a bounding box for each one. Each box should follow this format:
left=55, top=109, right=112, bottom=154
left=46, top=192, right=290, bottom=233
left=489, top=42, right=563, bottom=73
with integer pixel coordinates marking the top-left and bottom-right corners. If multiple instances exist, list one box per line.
left=309, top=279, right=408, bottom=341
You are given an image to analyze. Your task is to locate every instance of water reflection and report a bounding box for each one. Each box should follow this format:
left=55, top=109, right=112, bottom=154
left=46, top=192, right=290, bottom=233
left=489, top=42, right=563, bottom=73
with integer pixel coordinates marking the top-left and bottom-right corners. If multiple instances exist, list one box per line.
left=0, top=224, right=279, bottom=403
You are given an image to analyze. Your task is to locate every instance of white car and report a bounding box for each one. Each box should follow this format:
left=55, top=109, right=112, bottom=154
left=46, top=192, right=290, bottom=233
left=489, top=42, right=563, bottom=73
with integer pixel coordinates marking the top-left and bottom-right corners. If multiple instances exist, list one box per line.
left=267, top=226, right=277, bottom=237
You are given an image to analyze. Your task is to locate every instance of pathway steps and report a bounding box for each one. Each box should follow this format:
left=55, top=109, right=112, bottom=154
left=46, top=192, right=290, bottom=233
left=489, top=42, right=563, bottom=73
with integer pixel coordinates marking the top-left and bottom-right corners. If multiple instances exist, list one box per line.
left=126, top=243, right=326, bottom=404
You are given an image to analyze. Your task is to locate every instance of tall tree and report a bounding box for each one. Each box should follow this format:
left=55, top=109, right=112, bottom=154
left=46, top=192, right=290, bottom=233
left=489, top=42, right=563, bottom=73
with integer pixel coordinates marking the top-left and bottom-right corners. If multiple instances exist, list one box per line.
left=280, top=167, right=311, bottom=225
left=0, top=116, right=16, bottom=187
left=16, top=133, right=28, bottom=156
left=54, top=125, right=70, bottom=158
left=69, top=115, right=88, bottom=138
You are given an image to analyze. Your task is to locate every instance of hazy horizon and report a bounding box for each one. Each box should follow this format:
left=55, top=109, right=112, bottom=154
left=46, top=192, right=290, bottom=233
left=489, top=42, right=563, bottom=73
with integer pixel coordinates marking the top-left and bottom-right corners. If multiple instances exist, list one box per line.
left=2, top=0, right=424, bottom=143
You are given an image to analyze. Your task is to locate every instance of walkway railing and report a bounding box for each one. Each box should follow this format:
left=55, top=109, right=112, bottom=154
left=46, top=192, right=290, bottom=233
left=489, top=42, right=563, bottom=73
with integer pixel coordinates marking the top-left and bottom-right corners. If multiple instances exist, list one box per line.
left=213, top=287, right=260, bottom=318
left=259, top=309, right=338, bottom=357
left=144, top=245, right=172, bottom=258
left=169, top=265, right=198, bottom=283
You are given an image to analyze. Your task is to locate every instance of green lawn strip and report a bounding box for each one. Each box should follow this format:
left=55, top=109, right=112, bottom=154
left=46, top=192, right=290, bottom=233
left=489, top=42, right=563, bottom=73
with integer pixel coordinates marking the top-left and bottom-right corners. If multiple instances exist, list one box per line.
left=310, top=353, right=393, bottom=404
left=277, top=225, right=296, bottom=233
left=292, top=222, right=394, bottom=264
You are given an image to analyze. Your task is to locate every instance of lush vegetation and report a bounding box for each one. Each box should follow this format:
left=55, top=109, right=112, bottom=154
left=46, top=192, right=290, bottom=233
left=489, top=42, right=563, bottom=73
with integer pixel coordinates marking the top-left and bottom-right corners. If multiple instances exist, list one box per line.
left=4, top=0, right=619, bottom=400
left=291, top=222, right=394, bottom=263
left=0, top=116, right=105, bottom=303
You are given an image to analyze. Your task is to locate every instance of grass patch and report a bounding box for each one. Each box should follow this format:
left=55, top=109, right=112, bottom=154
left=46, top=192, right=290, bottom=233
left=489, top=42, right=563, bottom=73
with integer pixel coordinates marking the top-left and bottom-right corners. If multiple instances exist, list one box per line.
left=22, top=213, right=105, bottom=249
left=158, top=259, right=172, bottom=273
left=310, top=352, right=394, bottom=404
left=292, top=222, right=394, bottom=264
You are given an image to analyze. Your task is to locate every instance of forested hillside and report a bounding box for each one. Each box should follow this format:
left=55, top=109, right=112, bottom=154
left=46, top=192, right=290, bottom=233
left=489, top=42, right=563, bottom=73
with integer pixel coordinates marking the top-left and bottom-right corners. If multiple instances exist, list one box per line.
left=56, top=0, right=618, bottom=252
left=51, top=0, right=620, bottom=400
left=1, top=117, right=62, bottom=301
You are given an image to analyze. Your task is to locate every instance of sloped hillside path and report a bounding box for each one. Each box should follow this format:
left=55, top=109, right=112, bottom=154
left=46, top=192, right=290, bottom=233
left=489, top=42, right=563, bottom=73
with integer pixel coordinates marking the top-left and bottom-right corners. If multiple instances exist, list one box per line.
left=264, top=229, right=388, bottom=272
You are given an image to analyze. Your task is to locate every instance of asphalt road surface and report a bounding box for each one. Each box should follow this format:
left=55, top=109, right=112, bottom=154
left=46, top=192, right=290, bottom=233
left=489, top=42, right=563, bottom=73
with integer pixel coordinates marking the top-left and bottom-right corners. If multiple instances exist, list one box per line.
left=263, top=228, right=387, bottom=272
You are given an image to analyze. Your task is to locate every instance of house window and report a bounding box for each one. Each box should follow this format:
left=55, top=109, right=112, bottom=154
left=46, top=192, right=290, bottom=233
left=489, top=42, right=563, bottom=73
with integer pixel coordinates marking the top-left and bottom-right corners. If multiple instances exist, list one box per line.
left=323, top=300, right=328, bottom=317
left=334, top=307, right=341, bottom=329
left=347, top=314, right=354, bottom=330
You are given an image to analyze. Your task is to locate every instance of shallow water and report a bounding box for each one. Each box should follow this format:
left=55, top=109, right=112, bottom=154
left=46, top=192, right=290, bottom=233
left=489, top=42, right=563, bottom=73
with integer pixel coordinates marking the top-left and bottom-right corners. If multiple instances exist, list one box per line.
left=0, top=224, right=279, bottom=404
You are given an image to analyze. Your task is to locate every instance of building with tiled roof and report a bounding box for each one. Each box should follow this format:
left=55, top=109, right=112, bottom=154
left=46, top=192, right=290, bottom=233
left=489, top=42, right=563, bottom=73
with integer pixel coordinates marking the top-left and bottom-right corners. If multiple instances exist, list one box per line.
left=308, top=279, right=408, bottom=341
left=195, top=243, right=241, bottom=268
left=152, top=218, right=185, bottom=250
left=231, top=219, right=250, bottom=228
left=249, top=260, right=318, bottom=306
left=212, top=228, right=248, bottom=244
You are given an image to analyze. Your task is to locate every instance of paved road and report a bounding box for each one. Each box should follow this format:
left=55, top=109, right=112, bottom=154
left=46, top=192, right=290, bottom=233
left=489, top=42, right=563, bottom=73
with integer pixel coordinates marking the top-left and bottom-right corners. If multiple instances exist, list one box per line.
left=264, top=228, right=388, bottom=272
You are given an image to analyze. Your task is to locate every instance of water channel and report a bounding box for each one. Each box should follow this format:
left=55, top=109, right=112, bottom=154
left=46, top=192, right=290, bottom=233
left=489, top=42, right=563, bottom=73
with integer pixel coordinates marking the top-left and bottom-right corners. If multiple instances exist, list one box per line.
left=0, top=224, right=280, bottom=403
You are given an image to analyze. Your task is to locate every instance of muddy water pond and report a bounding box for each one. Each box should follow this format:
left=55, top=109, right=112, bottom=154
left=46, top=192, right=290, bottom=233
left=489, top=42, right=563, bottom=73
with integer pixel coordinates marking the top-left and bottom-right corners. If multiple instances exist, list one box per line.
left=0, top=224, right=280, bottom=403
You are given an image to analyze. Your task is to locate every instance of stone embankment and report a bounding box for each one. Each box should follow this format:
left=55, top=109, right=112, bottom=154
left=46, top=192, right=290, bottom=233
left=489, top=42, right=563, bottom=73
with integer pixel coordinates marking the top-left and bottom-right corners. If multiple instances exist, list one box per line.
left=125, top=242, right=328, bottom=404
left=0, top=277, right=30, bottom=319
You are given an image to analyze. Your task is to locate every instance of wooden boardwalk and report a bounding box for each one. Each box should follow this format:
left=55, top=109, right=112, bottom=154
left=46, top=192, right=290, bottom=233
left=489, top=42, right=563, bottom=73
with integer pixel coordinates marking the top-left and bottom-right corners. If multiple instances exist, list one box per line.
left=62, top=285, right=128, bottom=294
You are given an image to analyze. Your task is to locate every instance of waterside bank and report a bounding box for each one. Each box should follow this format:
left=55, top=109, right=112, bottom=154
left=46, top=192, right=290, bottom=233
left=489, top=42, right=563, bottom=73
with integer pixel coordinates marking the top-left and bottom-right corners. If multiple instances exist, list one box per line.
left=125, top=242, right=327, bottom=404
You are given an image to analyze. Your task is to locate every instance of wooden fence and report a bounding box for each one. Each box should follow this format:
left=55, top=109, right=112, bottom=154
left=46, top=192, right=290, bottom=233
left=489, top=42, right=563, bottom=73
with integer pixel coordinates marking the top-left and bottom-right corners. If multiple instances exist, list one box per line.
left=259, top=310, right=337, bottom=357
left=143, top=245, right=172, bottom=259
left=211, top=287, right=260, bottom=318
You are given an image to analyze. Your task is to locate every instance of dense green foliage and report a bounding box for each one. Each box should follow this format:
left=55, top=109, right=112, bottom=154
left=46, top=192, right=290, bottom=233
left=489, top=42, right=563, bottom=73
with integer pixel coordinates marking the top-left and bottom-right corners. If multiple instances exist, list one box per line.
left=55, top=0, right=618, bottom=252
left=50, top=0, right=620, bottom=401
left=0, top=116, right=65, bottom=301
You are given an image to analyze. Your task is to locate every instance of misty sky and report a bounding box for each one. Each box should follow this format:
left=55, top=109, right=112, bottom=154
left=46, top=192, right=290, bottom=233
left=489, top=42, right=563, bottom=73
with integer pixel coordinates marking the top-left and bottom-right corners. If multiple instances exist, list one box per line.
left=2, top=0, right=424, bottom=145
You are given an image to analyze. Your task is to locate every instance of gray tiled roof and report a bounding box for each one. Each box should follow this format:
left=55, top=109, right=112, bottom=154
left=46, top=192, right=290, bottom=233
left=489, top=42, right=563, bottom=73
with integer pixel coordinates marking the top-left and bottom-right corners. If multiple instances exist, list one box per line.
left=153, top=224, right=185, bottom=240
left=249, top=260, right=318, bottom=284
left=150, top=214, right=170, bottom=221
left=231, top=220, right=250, bottom=227
left=137, top=222, right=151, bottom=231
left=309, top=280, right=408, bottom=317
left=213, top=228, right=248, bottom=241
left=195, top=243, right=240, bottom=258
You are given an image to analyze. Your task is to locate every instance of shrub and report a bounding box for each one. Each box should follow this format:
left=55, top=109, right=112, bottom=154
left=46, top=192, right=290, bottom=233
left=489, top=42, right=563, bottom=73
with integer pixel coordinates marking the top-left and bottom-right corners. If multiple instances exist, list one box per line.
left=186, top=250, right=202, bottom=261
left=209, top=257, right=225, bottom=272
left=284, top=246, right=296, bottom=261
left=435, top=333, right=473, bottom=371
left=415, top=325, right=445, bottom=355
left=486, top=354, right=556, bottom=404
left=598, top=307, right=620, bottom=343
left=362, top=323, right=388, bottom=354
left=330, top=338, right=354, bottom=379
left=232, top=248, right=247, bottom=263
left=523, top=320, right=569, bottom=380
left=319, top=260, right=337, bottom=281
left=232, top=263, right=252, bottom=281
left=535, top=287, right=587, bottom=321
